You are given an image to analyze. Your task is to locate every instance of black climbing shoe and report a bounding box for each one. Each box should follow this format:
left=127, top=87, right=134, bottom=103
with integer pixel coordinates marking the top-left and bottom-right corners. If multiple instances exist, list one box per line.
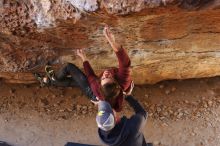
left=33, top=73, right=49, bottom=87
left=45, top=65, right=55, bottom=81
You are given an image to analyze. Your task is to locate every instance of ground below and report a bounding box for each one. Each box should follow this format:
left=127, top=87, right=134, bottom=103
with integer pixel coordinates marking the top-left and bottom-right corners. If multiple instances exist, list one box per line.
left=1, top=77, right=220, bottom=146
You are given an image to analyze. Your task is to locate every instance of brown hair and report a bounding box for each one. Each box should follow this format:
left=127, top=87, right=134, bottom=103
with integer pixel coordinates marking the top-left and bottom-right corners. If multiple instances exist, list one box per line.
left=100, top=82, right=121, bottom=99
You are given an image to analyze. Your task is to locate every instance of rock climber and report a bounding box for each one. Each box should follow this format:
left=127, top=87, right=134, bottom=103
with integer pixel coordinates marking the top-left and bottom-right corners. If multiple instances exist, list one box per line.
left=77, top=25, right=134, bottom=112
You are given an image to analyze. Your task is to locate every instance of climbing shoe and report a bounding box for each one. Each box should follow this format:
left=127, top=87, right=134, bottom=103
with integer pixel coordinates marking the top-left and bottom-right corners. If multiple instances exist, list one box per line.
left=45, top=65, right=56, bottom=81
left=33, top=73, right=50, bottom=87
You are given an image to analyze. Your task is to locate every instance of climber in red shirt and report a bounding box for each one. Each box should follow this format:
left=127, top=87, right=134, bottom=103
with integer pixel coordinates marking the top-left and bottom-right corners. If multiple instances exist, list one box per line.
left=77, top=25, right=134, bottom=112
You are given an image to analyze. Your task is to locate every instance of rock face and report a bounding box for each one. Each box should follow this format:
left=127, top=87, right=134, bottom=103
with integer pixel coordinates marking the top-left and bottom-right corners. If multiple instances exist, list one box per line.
left=0, top=0, right=220, bottom=84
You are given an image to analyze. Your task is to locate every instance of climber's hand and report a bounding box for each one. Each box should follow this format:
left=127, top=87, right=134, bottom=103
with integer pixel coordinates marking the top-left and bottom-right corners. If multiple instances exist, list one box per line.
left=76, top=49, right=87, bottom=62
left=103, top=25, right=120, bottom=52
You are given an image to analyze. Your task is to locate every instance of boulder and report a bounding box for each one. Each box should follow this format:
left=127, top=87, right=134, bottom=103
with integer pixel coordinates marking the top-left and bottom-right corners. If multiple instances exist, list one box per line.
left=0, top=0, right=220, bottom=84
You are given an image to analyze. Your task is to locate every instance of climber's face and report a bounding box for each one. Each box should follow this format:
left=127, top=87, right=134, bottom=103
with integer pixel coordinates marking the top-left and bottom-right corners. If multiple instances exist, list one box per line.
left=101, top=70, right=114, bottom=86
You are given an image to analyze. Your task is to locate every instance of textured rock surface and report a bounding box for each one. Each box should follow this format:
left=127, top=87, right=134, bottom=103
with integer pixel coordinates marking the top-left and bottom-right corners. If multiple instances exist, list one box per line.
left=0, top=0, right=220, bottom=84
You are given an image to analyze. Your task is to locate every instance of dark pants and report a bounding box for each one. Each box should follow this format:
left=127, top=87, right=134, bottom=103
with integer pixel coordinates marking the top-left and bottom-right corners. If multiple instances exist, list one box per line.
left=51, top=63, right=96, bottom=100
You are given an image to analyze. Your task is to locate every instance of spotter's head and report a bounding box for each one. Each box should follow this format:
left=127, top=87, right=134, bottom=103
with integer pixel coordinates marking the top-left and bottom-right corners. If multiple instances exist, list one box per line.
left=96, top=101, right=116, bottom=131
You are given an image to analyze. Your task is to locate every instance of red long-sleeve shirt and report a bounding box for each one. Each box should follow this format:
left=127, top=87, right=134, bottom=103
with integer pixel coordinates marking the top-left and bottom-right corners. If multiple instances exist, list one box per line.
left=83, top=47, right=132, bottom=112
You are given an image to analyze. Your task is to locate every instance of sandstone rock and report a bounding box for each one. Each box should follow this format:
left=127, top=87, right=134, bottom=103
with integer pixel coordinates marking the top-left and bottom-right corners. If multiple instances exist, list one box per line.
left=171, top=87, right=176, bottom=92
left=144, top=94, right=149, bottom=98
left=183, top=110, right=189, bottom=115
left=153, top=141, right=160, bottom=145
left=39, top=98, right=49, bottom=106
left=76, top=104, right=82, bottom=111
left=23, top=85, right=29, bottom=88
left=0, top=0, right=220, bottom=85
left=174, top=111, right=178, bottom=116
left=156, top=106, right=162, bottom=112
left=163, top=111, right=169, bottom=116
left=67, top=108, right=72, bottom=112
left=191, top=131, right=196, bottom=136
left=165, top=90, right=171, bottom=95
left=177, top=112, right=184, bottom=119
left=208, top=100, right=213, bottom=107
left=88, top=106, right=93, bottom=112
left=159, top=84, right=165, bottom=89
left=59, top=109, right=65, bottom=112
left=162, top=122, right=169, bottom=127
left=159, top=116, right=165, bottom=120
left=82, top=110, right=87, bottom=115
left=184, top=100, right=189, bottom=104
left=202, top=97, right=206, bottom=100
left=203, top=103, right=208, bottom=108
left=9, top=88, right=16, bottom=94
left=196, top=112, right=201, bottom=118
left=149, top=113, right=153, bottom=117
left=168, top=109, right=173, bottom=114
left=82, top=105, right=88, bottom=110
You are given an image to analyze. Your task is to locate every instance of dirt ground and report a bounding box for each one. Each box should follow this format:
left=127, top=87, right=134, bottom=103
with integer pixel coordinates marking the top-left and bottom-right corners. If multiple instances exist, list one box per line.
left=1, top=77, right=220, bottom=146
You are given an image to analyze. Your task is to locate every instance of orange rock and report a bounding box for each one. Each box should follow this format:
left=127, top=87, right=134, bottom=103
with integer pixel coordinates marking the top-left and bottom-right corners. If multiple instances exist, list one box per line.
left=0, top=0, right=220, bottom=84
